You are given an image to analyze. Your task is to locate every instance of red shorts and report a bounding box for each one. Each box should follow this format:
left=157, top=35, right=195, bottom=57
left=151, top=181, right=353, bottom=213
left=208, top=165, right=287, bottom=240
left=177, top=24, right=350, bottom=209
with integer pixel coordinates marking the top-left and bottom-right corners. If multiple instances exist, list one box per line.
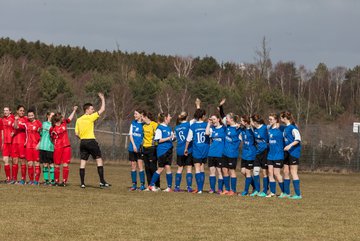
left=11, top=143, right=26, bottom=159
left=2, top=143, right=12, bottom=157
left=25, top=148, right=40, bottom=162
left=54, top=147, right=71, bottom=165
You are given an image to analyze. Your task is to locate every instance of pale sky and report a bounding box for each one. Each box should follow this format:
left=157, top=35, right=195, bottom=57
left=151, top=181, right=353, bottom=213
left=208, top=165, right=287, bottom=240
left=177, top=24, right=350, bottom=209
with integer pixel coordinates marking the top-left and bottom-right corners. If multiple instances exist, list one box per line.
left=0, top=0, right=359, bottom=69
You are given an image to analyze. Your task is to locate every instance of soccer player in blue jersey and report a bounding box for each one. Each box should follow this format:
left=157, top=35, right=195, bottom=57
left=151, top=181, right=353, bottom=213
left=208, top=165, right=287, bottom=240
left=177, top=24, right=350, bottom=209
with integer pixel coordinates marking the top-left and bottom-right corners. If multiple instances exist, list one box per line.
left=128, top=110, right=145, bottom=191
left=174, top=112, right=194, bottom=192
left=280, top=111, right=302, bottom=199
left=184, top=109, right=209, bottom=194
left=148, top=113, right=174, bottom=192
left=218, top=100, right=241, bottom=196
left=266, top=113, right=285, bottom=198
left=250, top=114, right=269, bottom=197
left=239, top=115, right=258, bottom=196
left=205, top=114, right=226, bottom=194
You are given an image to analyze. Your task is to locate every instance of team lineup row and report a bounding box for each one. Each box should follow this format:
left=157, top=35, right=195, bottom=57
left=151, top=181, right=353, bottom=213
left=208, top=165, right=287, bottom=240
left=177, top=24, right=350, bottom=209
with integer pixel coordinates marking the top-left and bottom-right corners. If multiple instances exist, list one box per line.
left=128, top=99, right=302, bottom=199
left=0, top=93, right=111, bottom=188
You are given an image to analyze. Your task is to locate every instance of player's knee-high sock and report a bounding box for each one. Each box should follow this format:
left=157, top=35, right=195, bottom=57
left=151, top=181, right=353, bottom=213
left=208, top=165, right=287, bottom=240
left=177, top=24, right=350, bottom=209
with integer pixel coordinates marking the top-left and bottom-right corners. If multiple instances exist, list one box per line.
left=50, top=166, right=55, bottom=181
left=270, top=181, right=276, bottom=194
left=21, top=164, right=27, bottom=181
left=209, top=175, right=216, bottom=191
left=263, top=177, right=269, bottom=193
left=97, top=166, right=105, bottom=184
left=63, top=166, right=69, bottom=183
left=284, top=178, right=291, bottom=195
left=175, top=173, right=182, bottom=188
left=54, top=166, right=60, bottom=183
left=131, top=171, right=137, bottom=186
left=195, top=172, right=201, bottom=191
left=278, top=181, right=284, bottom=193
left=5, top=164, right=11, bottom=181
left=254, top=175, right=260, bottom=192
left=293, top=179, right=301, bottom=196
left=166, top=172, right=173, bottom=188
left=43, top=167, right=49, bottom=181
left=79, top=168, right=85, bottom=185
left=244, top=177, right=252, bottom=193
left=223, top=176, right=230, bottom=191
left=200, top=171, right=205, bottom=189
left=250, top=176, right=255, bottom=190
left=28, top=165, right=34, bottom=181
left=230, top=177, right=237, bottom=192
left=12, top=164, right=18, bottom=181
left=150, top=172, right=160, bottom=187
left=35, top=166, right=41, bottom=182
left=186, top=173, right=192, bottom=188
left=218, top=178, right=224, bottom=192
left=139, top=170, right=145, bottom=186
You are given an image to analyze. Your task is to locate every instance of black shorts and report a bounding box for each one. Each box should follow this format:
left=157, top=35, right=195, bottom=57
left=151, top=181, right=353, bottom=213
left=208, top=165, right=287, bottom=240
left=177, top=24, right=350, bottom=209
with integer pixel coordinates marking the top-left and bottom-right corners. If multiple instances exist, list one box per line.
left=193, top=157, right=207, bottom=164
left=208, top=157, right=222, bottom=168
left=39, top=150, right=54, bottom=164
left=254, top=150, right=268, bottom=169
left=177, top=154, right=193, bottom=167
left=223, top=156, right=237, bottom=170
left=284, top=151, right=300, bottom=165
left=80, top=139, right=102, bottom=161
left=158, top=149, right=173, bottom=168
left=267, top=159, right=284, bottom=168
left=129, top=151, right=142, bottom=162
left=142, top=146, right=157, bottom=162
left=242, top=159, right=254, bottom=170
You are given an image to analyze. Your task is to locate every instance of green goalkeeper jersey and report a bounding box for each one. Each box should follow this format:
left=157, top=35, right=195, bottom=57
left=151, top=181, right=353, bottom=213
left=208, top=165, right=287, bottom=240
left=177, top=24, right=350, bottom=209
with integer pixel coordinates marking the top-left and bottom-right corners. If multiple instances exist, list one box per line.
left=39, top=121, right=54, bottom=152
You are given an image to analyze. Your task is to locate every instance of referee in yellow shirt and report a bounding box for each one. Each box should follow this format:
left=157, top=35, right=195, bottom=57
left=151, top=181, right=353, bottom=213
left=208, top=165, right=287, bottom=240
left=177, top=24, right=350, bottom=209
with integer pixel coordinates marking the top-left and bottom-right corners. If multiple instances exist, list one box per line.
left=75, top=93, right=111, bottom=188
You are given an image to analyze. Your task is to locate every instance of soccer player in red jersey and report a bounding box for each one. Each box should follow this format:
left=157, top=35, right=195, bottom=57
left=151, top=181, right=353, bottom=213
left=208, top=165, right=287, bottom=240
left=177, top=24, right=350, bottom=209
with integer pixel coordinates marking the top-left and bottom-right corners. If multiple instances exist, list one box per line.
left=23, top=109, right=42, bottom=185
left=50, top=106, right=78, bottom=186
left=2, top=107, right=15, bottom=183
left=13, top=105, right=28, bottom=184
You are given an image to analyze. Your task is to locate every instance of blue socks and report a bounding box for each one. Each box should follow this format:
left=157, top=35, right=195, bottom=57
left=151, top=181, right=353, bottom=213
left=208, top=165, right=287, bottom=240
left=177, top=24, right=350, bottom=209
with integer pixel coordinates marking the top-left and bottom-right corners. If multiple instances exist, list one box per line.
left=250, top=176, right=255, bottom=190
left=279, top=182, right=284, bottom=193
left=209, top=176, right=216, bottom=191
left=186, top=173, right=192, bottom=188
left=166, top=173, right=173, bottom=188
left=254, top=175, right=260, bottom=192
left=218, top=178, right=224, bottom=192
left=175, top=173, right=182, bottom=188
left=139, top=171, right=145, bottom=186
left=150, top=172, right=160, bottom=186
left=223, top=176, right=230, bottom=191
left=195, top=173, right=202, bottom=191
left=244, top=177, right=252, bottom=193
left=270, top=181, right=276, bottom=194
left=131, top=171, right=137, bottom=185
left=293, top=179, right=301, bottom=196
left=200, top=172, right=205, bottom=189
left=263, top=177, right=269, bottom=193
left=230, top=177, right=237, bottom=192
left=284, top=178, right=291, bottom=195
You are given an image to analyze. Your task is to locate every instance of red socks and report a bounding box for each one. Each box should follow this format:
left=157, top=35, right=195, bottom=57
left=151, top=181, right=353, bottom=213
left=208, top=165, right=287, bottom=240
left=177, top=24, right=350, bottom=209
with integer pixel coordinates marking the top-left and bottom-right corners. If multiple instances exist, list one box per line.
left=55, top=166, right=60, bottom=183
left=21, top=164, right=27, bottom=181
left=63, top=166, right=69, bottom=183
left=35, top=166, right=41, bottom=182
left=12, top=164, right=18, bottom=181
left=28, top=165, right=34, bottom=181
left=4, top=164, right=11, bottom=181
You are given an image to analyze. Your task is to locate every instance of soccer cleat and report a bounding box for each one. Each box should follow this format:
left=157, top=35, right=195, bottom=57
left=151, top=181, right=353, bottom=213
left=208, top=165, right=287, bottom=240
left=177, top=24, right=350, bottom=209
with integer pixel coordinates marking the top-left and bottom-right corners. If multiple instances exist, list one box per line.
left=208, top=189, right=215, bottom=194
left=191, top=189, right=198, bottom=194
left=100, top=182, right=111, bottom=188
left=240, top=191, right=248, bottom=196
left=163, top=187, right=173, bottom=192
left=54, top=182, right=60, bottom=186
left=80, top=184, right=86, bottom=189
left=187, top=187, right=193, bottom=193
left=250, top=191, right=259, bottom=197
left=220, top=190, right=229, bottom=195
left=33, top=181, right=39, bottom=185
left=174, top=187, right=181, bottom=192
left=148, top=186, right=156, bottom=192
left=129, top=186, right=137, bottom=191
left=27, top=181, right=34, bottom=185
left=143, top=187, right=150, bottom=191
left=266, top=193, right=276, bottom=198
left=217, top=190, right=223, bottom=194
left=278, top=193, right=290, bottom=199
left=139, top=185, right=146, bottom=191
left=59, top=182, right=66, bottom=187
left=17, top=180, right=26, bottom=185
left=257, top=192, right=267, bottom=197
left=227, top=191, right=236, bottom=196
left=289, top=195, right=302, bottom=200
left=197, top=191, right=203, bottom=194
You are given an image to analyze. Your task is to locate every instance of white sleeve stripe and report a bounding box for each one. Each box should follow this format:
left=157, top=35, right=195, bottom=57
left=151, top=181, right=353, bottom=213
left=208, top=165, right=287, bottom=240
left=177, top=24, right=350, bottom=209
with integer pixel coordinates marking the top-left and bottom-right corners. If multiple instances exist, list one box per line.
left=129, top=124, right=133, bottom=135
left=154, top=129, right=162, bottom=140
left=186, top=129, right=193, bottom=142
left=292, top=129, right=301, bottom=141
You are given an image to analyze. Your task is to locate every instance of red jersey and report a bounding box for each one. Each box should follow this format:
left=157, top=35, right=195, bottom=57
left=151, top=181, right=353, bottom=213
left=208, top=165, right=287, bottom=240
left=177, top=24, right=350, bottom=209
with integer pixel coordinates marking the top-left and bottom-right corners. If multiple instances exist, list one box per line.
left=2, top=115, right=15, bottom=144
left=13, top=116, right=28, bottom=144
left=50, top=119, right=71, bottom=149
left=24, top=120, right=42, bottom=149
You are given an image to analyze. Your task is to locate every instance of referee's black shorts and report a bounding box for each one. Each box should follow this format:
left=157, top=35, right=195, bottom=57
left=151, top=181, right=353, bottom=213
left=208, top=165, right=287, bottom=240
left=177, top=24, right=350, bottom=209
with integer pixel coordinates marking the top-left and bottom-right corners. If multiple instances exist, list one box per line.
left=80, top=139, right=102, bottom=161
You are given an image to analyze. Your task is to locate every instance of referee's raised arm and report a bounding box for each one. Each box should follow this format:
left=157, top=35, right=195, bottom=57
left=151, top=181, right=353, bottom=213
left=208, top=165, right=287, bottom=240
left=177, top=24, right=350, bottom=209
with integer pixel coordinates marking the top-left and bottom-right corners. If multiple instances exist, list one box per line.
left=97, top=92, right=105, bottom=115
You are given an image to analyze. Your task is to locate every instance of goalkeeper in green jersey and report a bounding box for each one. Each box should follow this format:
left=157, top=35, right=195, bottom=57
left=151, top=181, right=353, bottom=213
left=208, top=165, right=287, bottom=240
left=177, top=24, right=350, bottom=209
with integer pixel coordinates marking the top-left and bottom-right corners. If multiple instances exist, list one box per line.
left=39, top=112, right=55, bottom=185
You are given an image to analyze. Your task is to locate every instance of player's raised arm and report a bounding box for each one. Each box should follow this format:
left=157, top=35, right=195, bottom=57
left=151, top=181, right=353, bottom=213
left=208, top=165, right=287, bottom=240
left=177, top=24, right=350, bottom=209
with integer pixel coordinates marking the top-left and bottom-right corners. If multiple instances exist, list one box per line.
left=97, top=93, right=105, bottom=115
left=68, top=106, right=78, bottom=121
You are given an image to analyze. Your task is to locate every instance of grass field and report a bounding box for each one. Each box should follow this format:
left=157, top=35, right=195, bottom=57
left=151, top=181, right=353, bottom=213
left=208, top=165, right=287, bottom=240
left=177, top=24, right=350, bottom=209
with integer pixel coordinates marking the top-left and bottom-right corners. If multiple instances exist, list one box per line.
left=0, top=162, right=359, bottom=241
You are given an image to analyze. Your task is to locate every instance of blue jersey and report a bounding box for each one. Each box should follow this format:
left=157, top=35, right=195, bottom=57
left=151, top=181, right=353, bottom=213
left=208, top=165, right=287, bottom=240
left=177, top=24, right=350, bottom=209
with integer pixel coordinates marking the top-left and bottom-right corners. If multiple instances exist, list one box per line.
left=155, top=124, right=173, bottom=158
left=223, top=126, right=241, bottom=158
left=188, top=122, right=210, bottom=159
left=175, top=122, right=192, bottom=156
left=128, top=120, right=144, bottom=152
left=208, top=125, right=226, bottom=158
left=267, top=127, right=284, bottom=161
left=240, top=128, right=257, bottom=161
left=283, top=124, right=301, bottom=158
left=253, top=124, right=268, bottom=155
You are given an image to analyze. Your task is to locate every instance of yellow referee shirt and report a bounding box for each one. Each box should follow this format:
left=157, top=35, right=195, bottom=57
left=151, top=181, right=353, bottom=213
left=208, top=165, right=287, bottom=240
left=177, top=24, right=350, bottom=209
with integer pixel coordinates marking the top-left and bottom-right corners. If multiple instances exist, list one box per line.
left=75, top=112, right=100, bottom=140
left=142, top=121, right=158, bottom=148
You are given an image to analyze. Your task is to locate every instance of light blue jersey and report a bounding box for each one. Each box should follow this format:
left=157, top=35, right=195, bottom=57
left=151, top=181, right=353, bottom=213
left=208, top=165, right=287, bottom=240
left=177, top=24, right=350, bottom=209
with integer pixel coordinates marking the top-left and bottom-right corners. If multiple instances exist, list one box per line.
left=208, top=125, right=226, bottom=158
left=155, top=124, right=173, bottom=158
left=253, top=124, right=268, bottom=155
left=241, top=128, right=257, bottom=161
left=223, top=126, right=241, bottom=158
left=175, top=121, right=192, bottom=156
left=267, top=127, right=284, bottom=161
left=128, top=120, right=144, bottom=152
left=187, top=122, right=209, bottom=159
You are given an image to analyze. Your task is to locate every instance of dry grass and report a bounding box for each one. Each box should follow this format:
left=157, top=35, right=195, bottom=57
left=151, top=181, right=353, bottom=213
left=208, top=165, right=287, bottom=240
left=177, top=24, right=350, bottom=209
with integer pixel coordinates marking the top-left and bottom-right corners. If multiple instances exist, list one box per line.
left=0, top=163, right=359, bottom=241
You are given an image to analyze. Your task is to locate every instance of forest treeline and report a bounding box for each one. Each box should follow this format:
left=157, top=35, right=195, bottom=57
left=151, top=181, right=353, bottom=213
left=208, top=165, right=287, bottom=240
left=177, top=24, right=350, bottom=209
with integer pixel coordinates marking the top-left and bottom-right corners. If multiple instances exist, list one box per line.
left=0, top=37, right=360, bottom=132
